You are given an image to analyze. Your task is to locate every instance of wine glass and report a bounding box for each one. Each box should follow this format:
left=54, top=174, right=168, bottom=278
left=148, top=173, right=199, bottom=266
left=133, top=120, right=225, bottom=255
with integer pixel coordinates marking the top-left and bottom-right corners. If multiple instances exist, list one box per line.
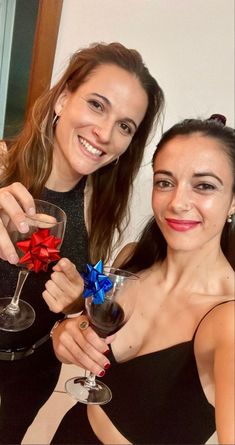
left=0, top=199, right=66, bottom=332
left=65, top=265, right=138, bottom=405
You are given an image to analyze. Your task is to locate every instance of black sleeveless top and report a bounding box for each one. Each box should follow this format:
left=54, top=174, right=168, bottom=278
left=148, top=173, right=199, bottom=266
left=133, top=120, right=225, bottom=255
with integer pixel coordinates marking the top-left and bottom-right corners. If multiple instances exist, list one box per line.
left=102, top=301, right=233, bottom=444
left=0, top=178, right=89, bottom=350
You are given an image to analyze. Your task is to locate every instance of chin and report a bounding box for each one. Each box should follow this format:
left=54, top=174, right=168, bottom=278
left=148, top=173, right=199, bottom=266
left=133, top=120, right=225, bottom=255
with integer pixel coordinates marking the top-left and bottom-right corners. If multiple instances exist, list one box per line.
left=73, top=163, right=101, bottom=176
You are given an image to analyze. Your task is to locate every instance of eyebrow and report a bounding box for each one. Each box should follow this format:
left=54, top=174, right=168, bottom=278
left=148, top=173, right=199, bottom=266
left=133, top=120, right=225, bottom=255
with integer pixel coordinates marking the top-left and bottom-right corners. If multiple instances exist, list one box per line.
left=91, top=93, right=138, bottom=130
left=153, top=170, right=224, bottom=185
left=193, top=172, right=223, bottom=185
left=154, top=170, right=173, bottom=177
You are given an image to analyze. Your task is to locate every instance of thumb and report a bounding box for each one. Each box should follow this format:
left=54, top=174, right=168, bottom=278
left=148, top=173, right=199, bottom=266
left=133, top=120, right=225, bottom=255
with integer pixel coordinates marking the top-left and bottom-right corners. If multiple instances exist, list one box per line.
left=53, top=258, right=80, bottom=281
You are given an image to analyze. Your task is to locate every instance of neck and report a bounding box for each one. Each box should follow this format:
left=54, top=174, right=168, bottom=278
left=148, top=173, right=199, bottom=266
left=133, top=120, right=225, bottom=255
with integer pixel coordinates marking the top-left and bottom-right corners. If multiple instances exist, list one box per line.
left=159, top=244, right=231, bottom=296
left=46, top=149, right=84, bottom=192
left=45, top=171, right=83, bottom=192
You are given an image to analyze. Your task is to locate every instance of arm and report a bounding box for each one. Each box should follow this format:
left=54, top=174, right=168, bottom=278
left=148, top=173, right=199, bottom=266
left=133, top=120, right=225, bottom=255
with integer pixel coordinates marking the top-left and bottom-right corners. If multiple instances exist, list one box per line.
left=213, top=302, right=235, bottom=444
left=44, top=243, right=137, bottom=313
left=45, top=258, right=112, bottom=373
left=48, top=245, right=136, bottom=369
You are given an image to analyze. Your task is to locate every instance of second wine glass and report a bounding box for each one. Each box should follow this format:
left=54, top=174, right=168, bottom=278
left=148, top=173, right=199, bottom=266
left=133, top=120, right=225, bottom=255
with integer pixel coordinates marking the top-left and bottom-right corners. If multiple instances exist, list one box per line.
left=65, top=265, right=138, bottom=405
left=0, top=199, right=66, bottom=332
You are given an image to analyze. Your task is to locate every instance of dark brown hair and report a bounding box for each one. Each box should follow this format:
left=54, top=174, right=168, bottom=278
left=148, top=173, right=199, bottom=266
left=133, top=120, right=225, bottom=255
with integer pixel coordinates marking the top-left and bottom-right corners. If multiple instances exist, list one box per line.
left=122, top=118, right=235, bottom=272
left=0, top=42, right=164, bottom=263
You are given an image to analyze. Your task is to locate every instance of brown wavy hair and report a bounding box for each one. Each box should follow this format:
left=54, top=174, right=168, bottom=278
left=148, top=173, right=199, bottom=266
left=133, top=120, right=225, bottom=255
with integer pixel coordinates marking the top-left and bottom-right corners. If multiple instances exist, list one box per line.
left=122, top=118, right=235, bottom=272
left=0, top=42, right=164, bottom=263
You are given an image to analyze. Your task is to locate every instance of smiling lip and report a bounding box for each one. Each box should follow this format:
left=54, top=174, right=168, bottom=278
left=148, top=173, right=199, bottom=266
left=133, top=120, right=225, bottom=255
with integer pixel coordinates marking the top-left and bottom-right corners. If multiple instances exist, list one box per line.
left=165, top=218, right=201, bottom=232
left=78, top=136, right=104, bottom=159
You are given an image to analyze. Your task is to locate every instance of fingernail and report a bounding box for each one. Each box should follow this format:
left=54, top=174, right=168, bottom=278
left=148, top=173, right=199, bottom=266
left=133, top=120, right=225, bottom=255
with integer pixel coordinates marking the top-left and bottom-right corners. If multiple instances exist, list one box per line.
left=98, top=370, right=105, bottom=377
left=104, top=349, right=110, bottom=355
left=19, top=221, right=29, bottom=233
left=8, top=254, right=19, bottom=264
left=104, top=363, right=111, bottom=370
left=28, top=207, right=36, bottom=216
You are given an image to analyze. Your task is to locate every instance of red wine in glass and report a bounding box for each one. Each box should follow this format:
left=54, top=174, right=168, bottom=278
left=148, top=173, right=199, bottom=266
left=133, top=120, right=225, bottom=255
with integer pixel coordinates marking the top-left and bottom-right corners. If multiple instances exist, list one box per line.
left=88, top=299, right=125, bottom=338
left=65, top=267, right=138, bottom=405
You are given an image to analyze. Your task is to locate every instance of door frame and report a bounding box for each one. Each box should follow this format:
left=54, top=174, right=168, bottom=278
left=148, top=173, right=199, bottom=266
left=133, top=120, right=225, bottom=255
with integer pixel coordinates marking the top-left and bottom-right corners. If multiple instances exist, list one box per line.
left=25, top=0, right=63, bottom=117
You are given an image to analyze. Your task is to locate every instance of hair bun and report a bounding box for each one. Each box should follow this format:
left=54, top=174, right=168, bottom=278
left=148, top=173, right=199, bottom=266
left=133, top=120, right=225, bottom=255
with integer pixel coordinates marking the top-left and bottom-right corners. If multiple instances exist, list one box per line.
left=207, top=114, right=226, bottom=126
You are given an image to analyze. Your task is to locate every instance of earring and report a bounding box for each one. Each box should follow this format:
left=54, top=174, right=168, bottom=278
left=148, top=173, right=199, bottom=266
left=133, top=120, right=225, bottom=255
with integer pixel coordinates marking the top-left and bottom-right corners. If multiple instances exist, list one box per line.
left=227, top=214, right=233, bottom=223
left=52, top=114, right=59, bottom=127
left=113, top=157, right=119, bottom=166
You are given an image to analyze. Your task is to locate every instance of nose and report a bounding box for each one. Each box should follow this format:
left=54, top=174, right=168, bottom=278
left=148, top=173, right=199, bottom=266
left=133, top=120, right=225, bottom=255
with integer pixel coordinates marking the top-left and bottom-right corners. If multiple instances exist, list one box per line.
left=170, top=185, right=192, bottom=213
left=92, top=119, right=114, bottom=143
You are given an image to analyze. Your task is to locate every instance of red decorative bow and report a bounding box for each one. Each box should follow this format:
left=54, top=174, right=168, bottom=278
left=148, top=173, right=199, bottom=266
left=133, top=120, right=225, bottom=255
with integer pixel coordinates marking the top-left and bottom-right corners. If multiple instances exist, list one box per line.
left=17, top=228, right=61, bottom=272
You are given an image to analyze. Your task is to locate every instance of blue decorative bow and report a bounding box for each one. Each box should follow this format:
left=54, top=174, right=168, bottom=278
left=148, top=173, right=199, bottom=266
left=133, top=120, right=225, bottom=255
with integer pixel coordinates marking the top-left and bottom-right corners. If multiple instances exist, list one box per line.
left=82, top=260, right=113, bottom=304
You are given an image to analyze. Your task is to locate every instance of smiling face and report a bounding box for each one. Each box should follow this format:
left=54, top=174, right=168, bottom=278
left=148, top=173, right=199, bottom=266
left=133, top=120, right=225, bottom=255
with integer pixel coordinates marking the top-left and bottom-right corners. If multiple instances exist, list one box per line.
left=152, top=133, right=235, bottom=253
left=49, top=64, right=148, bottom=189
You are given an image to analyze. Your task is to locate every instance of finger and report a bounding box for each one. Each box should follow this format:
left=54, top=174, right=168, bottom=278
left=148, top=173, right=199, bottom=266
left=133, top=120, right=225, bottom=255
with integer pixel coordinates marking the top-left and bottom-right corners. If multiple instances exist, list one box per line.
left=27, top=213, right=57, bottom=229
left=0, top=185, right=35, bottom=217
left=52, top=319, right=109, bottom=375
left=0, top=183, right=35, bottom=215
left=46, top=270, right=82, bottom=297
left=53, top=258, right=82, bottom=283
left=57, top=335, right=105, bottom=375
left=0, top=193, right=31, bottom=234
left=42, top=289, right=64, bottom=313
left=43, top=280, right=79, bottom=313
left=74, top=318, right=110, bottom=362
left=0, top=218, right=19, bottom=263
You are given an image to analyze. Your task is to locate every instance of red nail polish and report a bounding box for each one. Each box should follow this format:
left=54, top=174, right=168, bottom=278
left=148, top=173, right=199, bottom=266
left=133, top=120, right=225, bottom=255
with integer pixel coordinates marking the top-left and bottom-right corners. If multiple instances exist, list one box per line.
left=98, top=370, right=105, bottom=377
left=104, top=362, right=111, bottom=370
left=104, top=349, right=110, bottom=355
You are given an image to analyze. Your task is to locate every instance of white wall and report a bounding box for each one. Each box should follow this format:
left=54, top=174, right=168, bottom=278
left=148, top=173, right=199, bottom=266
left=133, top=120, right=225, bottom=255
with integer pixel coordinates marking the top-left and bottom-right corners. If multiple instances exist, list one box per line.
left=52, top=0, right=235, bottom=252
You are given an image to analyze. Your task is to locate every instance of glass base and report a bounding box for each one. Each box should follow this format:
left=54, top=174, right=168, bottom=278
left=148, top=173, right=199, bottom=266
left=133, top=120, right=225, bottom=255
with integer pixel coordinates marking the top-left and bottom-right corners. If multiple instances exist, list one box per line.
left=65, top=376, right=112, bottom=405
left=0, top=298, right=35, bottom=332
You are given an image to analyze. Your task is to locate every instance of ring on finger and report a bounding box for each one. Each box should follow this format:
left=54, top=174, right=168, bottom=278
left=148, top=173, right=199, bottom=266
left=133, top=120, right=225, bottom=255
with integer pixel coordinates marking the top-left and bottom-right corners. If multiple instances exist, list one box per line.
left=79, top=320, right=89, bottom=331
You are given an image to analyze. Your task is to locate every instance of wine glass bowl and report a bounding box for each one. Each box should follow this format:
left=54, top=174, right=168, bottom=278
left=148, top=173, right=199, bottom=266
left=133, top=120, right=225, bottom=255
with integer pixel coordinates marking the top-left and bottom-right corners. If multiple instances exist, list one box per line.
left=0, top=199, right=66, bottom=332
left=85, top=267, right=136, bottom=338
left=65, top=266, right=138, bottom=405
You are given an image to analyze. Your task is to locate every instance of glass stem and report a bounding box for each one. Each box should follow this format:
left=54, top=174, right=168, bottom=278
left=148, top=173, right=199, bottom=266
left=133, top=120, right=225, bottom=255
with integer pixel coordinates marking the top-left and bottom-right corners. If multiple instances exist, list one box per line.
left=7, top=270, right=29, bottom=313
left=84, top=372, right=97, bottom=388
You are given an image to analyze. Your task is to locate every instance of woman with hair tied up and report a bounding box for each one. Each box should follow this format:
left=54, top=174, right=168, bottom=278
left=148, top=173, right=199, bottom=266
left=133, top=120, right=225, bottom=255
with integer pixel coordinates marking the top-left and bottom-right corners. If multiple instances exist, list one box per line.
left=51, top=116, right=234, bottom=444
left=0, top=42, right=164, bottom=444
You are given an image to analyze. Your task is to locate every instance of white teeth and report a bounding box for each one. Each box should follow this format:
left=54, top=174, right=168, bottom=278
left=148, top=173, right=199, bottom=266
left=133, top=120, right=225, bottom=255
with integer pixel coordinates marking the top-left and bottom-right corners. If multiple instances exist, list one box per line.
left=79, top=137, right=102, bottom=156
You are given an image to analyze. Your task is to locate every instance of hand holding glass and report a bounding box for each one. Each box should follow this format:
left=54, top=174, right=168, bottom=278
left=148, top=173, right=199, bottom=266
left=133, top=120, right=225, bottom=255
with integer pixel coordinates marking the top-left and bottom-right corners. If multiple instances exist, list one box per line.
left=0, top=200, right=66, bottom=332
left=65, top=267, right=138, bottom=405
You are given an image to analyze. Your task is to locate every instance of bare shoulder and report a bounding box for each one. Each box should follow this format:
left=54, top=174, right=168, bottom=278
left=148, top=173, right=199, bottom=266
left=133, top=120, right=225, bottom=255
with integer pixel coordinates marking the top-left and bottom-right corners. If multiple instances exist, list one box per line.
left=195, top=300, right=235, bottom=352
left=195, top=300, right=234, bottom=442
left=112, top=242, right=137, bottom=268
left=211, top=300, right=235, bottom=347
left=0, top=141, right=7, bottom=152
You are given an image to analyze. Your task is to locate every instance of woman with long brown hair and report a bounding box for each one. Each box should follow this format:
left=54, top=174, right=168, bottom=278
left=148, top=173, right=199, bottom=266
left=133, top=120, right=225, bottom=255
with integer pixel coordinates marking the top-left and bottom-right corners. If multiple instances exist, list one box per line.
left=0, top=42, right=164, bottom=444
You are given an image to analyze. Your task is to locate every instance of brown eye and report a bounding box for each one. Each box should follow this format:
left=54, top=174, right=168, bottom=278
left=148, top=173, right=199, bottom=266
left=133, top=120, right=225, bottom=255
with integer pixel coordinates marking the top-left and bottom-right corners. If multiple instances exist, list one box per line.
left=196, top=183, right=216, bottom=191
left=119, top=122, right=132, bottom=135
left=154, top=180, right=173, bottom=189
left=88, top=100, right=103, bottom=112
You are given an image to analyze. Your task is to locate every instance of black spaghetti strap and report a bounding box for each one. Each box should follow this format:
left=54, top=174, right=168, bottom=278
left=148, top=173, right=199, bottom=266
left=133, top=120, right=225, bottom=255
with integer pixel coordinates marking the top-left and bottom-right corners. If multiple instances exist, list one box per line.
left=192, top=299, right=234, bottom=341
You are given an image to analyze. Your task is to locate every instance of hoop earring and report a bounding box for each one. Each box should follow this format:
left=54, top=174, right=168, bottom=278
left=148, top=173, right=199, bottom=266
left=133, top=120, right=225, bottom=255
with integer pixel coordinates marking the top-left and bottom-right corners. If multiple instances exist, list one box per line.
left=113, top=157, right=119, bottom=166
left=52, top=114, right=59, bottom=127
left=227, top=214, right=233, bottom=223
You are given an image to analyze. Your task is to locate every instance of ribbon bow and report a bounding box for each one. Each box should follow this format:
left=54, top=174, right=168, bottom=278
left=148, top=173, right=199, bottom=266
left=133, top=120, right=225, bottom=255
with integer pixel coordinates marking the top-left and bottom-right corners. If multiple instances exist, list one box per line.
left=17, top=228, right=61, bottom=272
left=82, top=260, right=113, bottom=304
